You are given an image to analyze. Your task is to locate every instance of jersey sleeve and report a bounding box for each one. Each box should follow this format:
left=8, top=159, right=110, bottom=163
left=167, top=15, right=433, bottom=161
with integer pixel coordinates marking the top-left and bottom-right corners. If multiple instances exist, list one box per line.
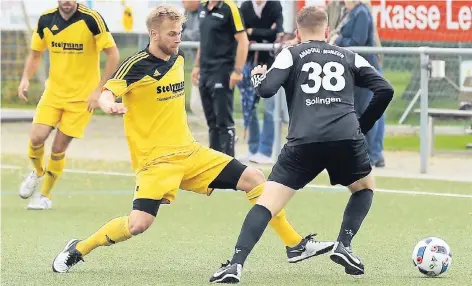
left=84, top=10, right=116, bottom=52
left=103, top=78, right=127, bottom=98
left=31, top=16, right=47, bottom=52
left=103, top=54, right=147, bottom=98
left=226, top=0, right=245, bottom=34
left=251, top=48, right=293, bottom=98
left=353, top=53, right=394, bottom=133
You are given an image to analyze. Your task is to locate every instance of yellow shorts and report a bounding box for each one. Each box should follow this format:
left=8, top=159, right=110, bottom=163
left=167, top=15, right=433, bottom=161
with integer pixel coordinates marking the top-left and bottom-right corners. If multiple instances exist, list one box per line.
left=134, top=143, right=242, bottom=203
left=33, top=95, right=92, bottom=139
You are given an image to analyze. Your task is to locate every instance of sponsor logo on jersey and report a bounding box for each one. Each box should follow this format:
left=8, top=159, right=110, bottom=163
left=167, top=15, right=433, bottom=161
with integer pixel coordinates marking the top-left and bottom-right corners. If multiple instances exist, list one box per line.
left=156, top=81, right=185, bottom=94
left=305, top=97, right=341, bottom=106
left=51, top=41, right=84, bottom=51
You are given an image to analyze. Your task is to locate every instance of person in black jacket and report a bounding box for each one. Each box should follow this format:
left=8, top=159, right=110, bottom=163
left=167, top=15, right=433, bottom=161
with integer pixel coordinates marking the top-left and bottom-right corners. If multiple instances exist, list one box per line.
left=237, top=0, right=284, bottom=164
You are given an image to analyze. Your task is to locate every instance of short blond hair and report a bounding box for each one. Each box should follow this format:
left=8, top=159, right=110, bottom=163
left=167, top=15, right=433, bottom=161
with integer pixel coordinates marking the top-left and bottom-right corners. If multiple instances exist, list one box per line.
left=296, top=6, right=328, bottom=33
left=146, top=5, right=186, bottom=31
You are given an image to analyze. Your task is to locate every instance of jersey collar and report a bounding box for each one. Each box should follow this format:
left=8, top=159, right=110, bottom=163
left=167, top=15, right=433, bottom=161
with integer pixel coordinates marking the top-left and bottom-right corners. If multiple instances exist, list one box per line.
left=204, top=0, right=224, bottom=10
left=57, top=3, right=80, bottom=22
left=145, top=45, right=176, bottom=63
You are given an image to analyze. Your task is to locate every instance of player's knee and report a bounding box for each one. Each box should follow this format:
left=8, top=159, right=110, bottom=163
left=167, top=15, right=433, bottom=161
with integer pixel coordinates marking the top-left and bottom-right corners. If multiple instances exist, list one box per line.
left=29, top=124, right=53, bottom=145
left=129, top=212, right=154, bottom=235
left=51, top=132, right=73, bottom=153
left=348, top=174, right=375, bottom=193
left=238, top=167, right=266, bottom=192
left=51, top=145, right=67, bottom=154
left=29, top=131, right=47, bottom=146
left=129, top=221, right=151, bottom=235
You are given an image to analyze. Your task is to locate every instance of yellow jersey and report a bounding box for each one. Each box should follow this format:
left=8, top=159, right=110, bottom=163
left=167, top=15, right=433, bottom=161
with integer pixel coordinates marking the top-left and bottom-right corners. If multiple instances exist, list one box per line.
left=31, top=4, right=116, bottom=102
left=104, top=47, right=195, bottom=169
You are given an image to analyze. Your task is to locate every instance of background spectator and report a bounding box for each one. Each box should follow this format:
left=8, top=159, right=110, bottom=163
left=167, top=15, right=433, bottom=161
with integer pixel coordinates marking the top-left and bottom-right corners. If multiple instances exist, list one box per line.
left=181, top=0, right=205, bottom=122
left=332, top=0, right=385, bottom=167
left=238, top=0, right=284, bottom=164
left=191, top=0, right=249, bottom=156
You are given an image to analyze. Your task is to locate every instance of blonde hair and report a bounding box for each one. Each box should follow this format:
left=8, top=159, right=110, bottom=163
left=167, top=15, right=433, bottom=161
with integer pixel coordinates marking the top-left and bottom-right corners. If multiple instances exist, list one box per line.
left=146, top=5, right=186, bottom=32
left=296, top=6, right=328, bottom=33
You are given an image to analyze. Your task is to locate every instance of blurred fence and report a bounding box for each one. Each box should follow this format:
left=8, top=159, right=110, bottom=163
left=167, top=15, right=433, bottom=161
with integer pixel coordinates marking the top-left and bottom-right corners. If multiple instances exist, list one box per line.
left=2, top=31, right=472, bottom=172
left=3, top=32, right=472, bottom=121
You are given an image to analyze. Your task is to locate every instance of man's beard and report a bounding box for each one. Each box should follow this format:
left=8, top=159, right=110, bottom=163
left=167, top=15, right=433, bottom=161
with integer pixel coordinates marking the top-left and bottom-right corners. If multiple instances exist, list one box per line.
left=158, top=44, right=179, bottom=56
left=59, top=3, right=76, bottom=15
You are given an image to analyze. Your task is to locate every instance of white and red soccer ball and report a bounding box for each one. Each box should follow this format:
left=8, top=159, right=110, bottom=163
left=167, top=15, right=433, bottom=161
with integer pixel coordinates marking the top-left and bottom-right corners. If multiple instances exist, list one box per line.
left=412, top=237, right=452, bottom=277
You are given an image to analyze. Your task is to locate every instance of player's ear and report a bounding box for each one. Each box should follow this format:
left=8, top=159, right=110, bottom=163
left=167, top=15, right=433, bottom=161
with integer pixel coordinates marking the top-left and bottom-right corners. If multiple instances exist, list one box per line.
left=149, top=29, right=158, bottom=41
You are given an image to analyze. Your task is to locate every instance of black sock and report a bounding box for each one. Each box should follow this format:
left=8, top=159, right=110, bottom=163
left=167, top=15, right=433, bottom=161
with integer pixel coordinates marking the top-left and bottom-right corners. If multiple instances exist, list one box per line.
left=337, top=189, right=374, bottom=247
left=230, top=204, right=272, bottom=266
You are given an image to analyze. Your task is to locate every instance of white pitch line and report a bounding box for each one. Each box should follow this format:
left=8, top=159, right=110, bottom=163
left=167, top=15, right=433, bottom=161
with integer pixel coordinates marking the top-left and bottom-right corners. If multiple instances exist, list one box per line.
left=61, top=168, right=134, bottom=177
left=0, top=164, right=133, bottom=177
left=2, top=165, right=472, bottom=199
left=1, top=165, right=21, bottom=170
left=306, top=184, right=472, bottom=198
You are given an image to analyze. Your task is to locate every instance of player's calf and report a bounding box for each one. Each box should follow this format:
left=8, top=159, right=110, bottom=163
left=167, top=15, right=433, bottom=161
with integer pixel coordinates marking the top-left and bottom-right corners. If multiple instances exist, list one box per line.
left=21, top=125, right=53, bottom=199
left=332, top=174, right=375, bottom=276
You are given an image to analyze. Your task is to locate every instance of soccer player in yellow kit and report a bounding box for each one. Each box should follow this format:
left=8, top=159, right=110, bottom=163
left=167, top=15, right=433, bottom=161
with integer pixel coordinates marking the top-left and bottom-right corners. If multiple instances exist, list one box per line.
left=52, top=5, right=334, bottom=274
left=17, top=0, right=119, bottom=210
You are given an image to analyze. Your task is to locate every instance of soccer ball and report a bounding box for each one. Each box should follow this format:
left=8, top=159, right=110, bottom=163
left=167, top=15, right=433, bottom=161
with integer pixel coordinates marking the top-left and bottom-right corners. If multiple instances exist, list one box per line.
left=412, top=237, right=452, bottom=277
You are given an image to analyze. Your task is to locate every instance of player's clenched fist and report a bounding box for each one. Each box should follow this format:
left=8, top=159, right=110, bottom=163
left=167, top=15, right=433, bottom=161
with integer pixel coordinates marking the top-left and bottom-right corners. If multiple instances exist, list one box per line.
left=251, top=64, right=267, bottom=76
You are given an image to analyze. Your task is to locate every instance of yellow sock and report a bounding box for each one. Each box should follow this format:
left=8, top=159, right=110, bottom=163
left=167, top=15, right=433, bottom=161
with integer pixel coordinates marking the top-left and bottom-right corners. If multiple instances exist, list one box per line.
left=76, top=216, right=132, bottom=256
left=28, top=140, right=45, bottom=176
left=246, top=183, right=303, bottom=247
left=39, top=152, right=65, bottom=198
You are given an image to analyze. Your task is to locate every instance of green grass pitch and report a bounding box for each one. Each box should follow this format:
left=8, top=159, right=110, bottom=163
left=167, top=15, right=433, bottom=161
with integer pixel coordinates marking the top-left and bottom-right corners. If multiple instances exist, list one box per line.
left=1, top=155, right=471, bottom=285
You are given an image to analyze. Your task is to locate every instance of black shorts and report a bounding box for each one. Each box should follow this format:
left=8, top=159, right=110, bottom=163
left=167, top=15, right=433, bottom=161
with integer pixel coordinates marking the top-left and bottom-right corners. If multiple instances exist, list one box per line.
left=268, top=139, right=372, bottom=190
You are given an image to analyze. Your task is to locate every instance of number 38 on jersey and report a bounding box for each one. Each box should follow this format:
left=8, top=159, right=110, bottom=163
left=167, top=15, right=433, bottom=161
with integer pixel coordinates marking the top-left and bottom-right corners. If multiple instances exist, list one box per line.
left=301, top=61, right=346, bottom=94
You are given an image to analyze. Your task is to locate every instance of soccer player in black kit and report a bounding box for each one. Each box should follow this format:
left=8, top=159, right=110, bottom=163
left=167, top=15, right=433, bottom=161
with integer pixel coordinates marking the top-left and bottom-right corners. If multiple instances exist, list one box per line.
left=210, top=5, right=394, bottom=284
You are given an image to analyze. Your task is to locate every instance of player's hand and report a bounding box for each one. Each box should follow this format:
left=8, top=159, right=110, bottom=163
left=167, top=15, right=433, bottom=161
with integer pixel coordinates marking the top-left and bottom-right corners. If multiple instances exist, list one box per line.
left=191, top=66, right=200, bottom=86
left=18, top=78, right=29, bottom=101
left=102, top=102, right=127, bottom=115
left=251, top=65, right=267, bottom=77
left=87, top=89, right=101, bottom=112
left=283, top=38, right=299, bottom=48
left=229, top=71, right=243, bottom=89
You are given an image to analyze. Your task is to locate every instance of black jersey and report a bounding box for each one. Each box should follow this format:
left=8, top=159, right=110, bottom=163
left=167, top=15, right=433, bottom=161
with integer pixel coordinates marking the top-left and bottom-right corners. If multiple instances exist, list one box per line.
left=251, top=40, right=394, bottom=145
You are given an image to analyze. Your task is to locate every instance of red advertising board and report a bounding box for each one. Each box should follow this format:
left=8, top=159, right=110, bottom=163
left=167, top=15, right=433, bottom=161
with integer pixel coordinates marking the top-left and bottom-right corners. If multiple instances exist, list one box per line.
left=297, top=0, right=472, bottom=42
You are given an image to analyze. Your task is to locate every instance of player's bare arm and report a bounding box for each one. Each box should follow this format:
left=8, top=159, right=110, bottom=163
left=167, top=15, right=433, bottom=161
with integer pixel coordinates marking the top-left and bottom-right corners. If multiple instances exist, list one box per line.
left=87, top=46, right=120, bottom=112
left=18, top=50, right=43, bottom=101
left=98, top=89, right=126, bottom=115
left=191, top=47, right=200, bottom=86
left=230, top=31, right=249, bottom=89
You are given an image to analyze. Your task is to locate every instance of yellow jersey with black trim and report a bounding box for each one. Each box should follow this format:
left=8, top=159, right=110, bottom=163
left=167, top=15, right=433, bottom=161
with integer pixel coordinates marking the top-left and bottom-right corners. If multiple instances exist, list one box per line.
left=31, top=4, right=116, bottom=102
left=104, top=48, right=195, bottom=162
